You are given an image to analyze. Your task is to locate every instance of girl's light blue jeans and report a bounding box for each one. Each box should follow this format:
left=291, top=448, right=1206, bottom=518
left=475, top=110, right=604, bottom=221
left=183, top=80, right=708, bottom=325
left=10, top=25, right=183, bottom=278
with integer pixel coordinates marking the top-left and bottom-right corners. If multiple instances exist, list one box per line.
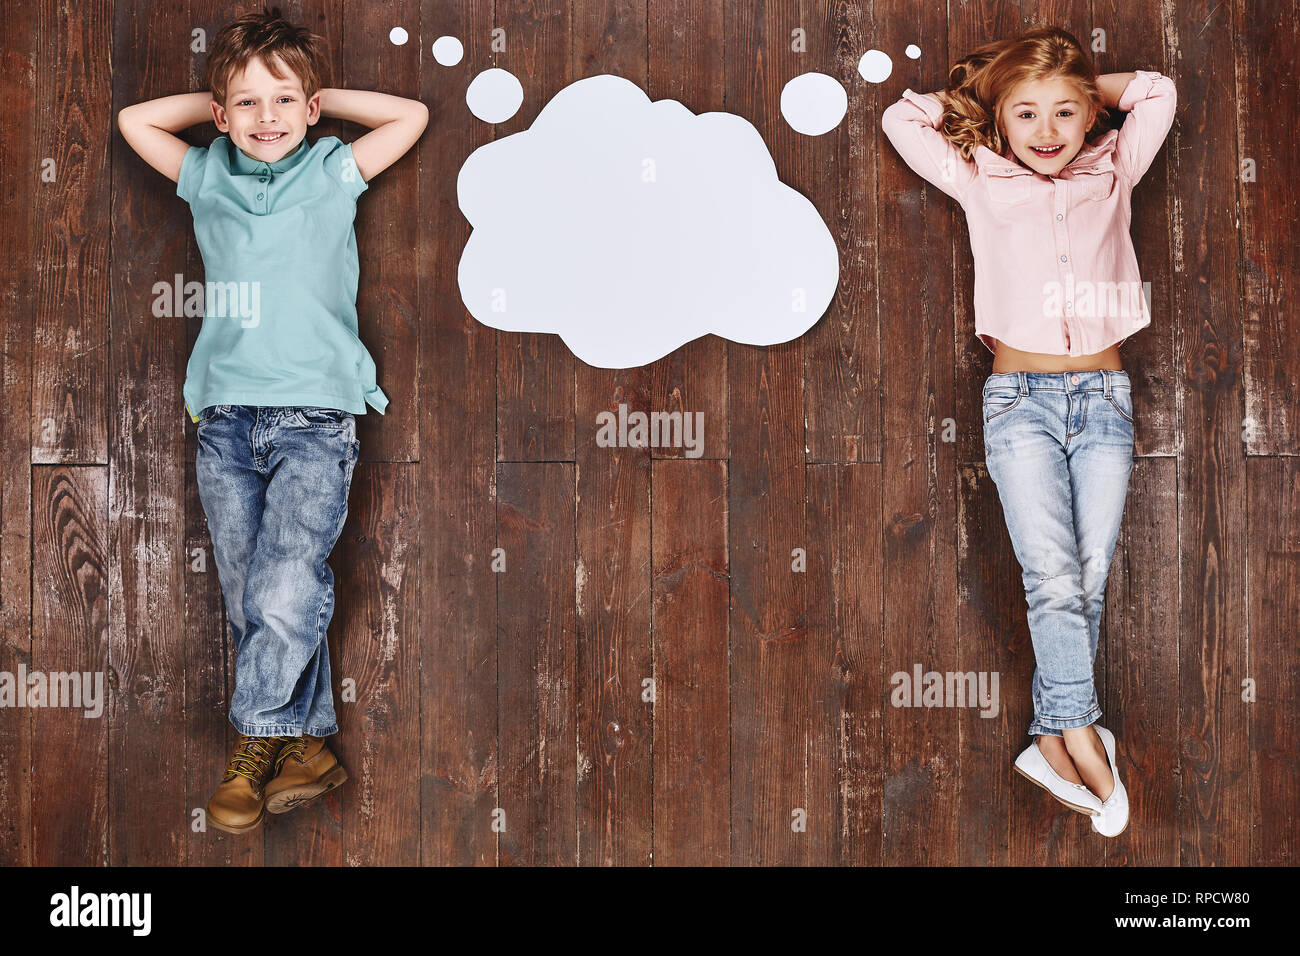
left=981, top=369, right=1134, bottom=738
left=195, top=404, right=359, bottom=738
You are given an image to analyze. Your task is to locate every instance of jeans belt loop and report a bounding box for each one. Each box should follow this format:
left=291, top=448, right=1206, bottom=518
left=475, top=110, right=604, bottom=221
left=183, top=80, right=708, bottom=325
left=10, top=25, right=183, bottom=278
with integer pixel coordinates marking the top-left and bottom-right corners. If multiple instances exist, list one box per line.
left=1018, top=371, right=1027, bottom=395
left=1103, top=369, right=1112, bottom=399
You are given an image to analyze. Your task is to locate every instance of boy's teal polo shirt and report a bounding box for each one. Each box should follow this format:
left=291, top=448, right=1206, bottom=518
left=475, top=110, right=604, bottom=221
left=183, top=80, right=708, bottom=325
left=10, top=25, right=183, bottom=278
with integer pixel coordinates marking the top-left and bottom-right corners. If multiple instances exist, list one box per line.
left=177, top=133, right=389, bottom=422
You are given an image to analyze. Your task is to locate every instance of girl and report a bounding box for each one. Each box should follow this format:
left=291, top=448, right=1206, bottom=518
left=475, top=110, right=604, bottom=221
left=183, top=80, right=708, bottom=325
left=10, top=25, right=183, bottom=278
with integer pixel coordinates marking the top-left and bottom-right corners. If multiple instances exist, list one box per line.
left=881, top=27, right=1176, bottom=837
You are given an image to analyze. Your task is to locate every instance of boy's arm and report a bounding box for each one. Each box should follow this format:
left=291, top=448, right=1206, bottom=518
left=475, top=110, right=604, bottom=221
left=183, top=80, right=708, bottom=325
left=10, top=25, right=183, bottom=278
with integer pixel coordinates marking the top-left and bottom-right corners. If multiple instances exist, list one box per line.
left=319, top=89, right=428, bottom=183
left=117, top=93, right=215, bottom=183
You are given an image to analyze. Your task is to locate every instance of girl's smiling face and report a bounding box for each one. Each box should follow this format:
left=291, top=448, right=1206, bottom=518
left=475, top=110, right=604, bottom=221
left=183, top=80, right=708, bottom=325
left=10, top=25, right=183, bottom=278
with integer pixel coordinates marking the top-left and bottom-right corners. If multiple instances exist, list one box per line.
left=211, top=54, right=321, bottom=161
left=998, top=75, right=1097, bottom=174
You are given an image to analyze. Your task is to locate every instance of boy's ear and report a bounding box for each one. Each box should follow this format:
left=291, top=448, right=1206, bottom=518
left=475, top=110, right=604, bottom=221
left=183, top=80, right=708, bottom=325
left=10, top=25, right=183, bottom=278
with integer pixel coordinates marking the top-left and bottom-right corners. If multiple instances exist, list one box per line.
left=305, top=89, right=322, bottom=126
left=210, top=98, right=228, bottom=131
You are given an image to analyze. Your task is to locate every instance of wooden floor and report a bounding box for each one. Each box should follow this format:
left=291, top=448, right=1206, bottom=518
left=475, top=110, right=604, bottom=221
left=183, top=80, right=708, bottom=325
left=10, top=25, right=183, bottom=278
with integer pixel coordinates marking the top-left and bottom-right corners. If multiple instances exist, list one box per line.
left=1, top=0, right=1295, bottom=866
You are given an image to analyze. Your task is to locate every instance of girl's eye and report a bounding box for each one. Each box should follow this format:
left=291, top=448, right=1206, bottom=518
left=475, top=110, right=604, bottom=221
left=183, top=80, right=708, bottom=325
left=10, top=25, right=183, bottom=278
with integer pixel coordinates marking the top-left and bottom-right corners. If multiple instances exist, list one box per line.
left=1058, top=110, right=1074, bottom=117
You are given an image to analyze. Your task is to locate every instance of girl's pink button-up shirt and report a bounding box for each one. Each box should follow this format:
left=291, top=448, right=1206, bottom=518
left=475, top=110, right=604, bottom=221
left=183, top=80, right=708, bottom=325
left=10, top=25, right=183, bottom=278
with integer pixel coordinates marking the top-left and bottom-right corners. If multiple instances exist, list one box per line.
left=881, top=70, right=1176, bottom=356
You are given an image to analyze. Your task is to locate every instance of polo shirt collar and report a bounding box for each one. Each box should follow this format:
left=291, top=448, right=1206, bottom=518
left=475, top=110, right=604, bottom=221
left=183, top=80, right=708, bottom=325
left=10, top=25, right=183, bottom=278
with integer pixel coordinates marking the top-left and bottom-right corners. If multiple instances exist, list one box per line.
left=228, top=135, right=310, bottom=175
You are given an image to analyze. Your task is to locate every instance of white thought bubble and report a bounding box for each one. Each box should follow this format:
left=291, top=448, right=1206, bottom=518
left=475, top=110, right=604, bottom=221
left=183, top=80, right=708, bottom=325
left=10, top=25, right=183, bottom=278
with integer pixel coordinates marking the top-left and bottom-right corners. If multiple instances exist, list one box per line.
left=456, top=74, right=840, bottom=368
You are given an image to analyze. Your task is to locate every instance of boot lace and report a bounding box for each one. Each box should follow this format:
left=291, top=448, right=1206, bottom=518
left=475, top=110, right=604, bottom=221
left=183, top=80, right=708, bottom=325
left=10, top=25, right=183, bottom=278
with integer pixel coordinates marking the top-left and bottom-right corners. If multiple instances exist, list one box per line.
left=225, top=734, right=292, bottom=784
left=274, top=735, right=307, bottom=773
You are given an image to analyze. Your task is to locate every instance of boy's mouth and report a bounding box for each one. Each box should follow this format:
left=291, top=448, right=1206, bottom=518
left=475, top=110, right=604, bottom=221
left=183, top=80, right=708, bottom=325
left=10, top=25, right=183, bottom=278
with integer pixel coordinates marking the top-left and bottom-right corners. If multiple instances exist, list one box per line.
left=250, top=131, right=287, bottom=145
left=1029, top=143, right=1064, bottom=158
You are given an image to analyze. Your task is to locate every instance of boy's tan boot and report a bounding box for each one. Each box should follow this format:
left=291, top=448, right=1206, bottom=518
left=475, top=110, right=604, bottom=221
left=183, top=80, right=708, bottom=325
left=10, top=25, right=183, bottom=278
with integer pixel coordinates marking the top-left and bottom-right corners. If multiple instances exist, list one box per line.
left=264, top=735, right=348, bottom=813
left=207, top=734, right=292, bottom=833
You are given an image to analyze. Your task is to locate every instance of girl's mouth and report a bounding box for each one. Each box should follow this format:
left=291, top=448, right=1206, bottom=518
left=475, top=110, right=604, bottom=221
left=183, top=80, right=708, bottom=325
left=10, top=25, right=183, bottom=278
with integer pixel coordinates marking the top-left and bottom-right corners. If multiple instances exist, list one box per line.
left=1030, top=143, right=1064, bottom=158
left=251, top=131, right=286, bottom=144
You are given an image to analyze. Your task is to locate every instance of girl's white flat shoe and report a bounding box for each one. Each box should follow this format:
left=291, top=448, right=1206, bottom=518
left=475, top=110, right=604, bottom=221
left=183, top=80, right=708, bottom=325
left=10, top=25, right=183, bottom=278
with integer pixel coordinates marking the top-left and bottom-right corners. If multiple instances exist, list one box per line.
left=1014, top=739, right=1104, bottom=816
left=1089, top=724, right=1129, bottom=837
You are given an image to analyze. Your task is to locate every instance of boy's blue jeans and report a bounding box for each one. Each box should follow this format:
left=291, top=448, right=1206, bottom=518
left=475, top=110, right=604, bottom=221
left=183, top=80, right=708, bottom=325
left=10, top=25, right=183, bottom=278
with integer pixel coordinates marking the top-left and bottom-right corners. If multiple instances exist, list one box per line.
left=195, top=404, right=359, bottom=738
left=981, top=369, right=1134, bottom=739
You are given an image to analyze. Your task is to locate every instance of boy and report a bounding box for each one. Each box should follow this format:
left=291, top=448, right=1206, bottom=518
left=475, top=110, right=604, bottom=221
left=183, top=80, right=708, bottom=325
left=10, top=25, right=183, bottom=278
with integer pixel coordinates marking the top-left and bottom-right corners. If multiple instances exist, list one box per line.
left=117, top=7, right=427, bottom=833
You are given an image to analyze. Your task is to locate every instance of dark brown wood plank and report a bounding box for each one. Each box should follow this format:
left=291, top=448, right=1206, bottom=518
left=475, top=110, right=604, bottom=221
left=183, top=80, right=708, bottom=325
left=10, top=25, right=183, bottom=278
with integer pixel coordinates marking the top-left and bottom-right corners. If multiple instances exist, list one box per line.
left=346, top=0, right=421, bottom=463
left=419, top=0, right=499, bottom=868
left=1102, top=0, right=1179, bottom=457
left=1083, top=0, right=1182, bottom=865
left=651, top=458, right=729, bottom=864
left=570, top=0, right=654, bottom=869
left=0, top=0, right=36, bottom=867
left=31, top=466, right=108, bottom=864
left=336, top=463, right=420, bottom=864
left=803, top=0, right=876, bottom=465
left=1237, top=0, right=1300, bottom=454
left=956, top=462, right=1013, bottom=864
left=1248, top=460, right=1300, bottom=865
left=105, top=0, right=191, bottom=867
left=1098, top=457, right=1180, bottom=864
left=724, top=0, right=810, bottom=865
left=1166, top=0, right=1250, bottom=866
left=33, top=0, right=111, bottom=466
left=875, top=0, right=959, bottom=865
left=807, top=463, right=883, bottom=864
left=496, top=461, right=576, bottom=865
left=494, top=0, right=575, bottom=462
left=647, top=0, right=728, bottom=460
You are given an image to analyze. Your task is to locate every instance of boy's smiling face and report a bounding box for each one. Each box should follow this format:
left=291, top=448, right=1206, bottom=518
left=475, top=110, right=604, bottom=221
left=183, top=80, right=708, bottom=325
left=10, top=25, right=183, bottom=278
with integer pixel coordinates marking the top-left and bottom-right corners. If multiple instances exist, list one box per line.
left=997, top=75, right=1098, bottom=175
left=210, top=54, right=321, bottom=161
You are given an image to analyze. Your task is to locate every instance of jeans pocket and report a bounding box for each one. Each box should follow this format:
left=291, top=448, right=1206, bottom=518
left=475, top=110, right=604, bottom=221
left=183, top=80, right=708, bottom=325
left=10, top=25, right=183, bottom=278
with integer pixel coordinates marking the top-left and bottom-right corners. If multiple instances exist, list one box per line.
left=1105, top=388, right=1134, bottom=424
left=982, top=387, right=1022, bottom=423
left=293, top=406, right=352, bottom=428
left=197, top=404, right=231, bottom=425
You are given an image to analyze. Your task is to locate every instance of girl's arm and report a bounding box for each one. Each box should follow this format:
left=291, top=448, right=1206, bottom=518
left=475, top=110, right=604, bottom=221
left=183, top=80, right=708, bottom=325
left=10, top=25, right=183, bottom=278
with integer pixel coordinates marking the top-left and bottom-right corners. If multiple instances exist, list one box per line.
left=318, top=89, right=429, bottom=183
left=117, top=93, right=215, bottom=183
left=1099, top=70, right=1177, bottom=185
left=881, top=87, right=977, bottom=203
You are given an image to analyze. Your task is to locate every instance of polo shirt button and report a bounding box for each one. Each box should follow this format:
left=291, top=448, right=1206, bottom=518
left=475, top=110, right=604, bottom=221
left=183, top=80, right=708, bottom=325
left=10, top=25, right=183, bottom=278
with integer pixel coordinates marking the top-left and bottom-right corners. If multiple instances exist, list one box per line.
left=1060, top=254, right=1068, bottom=262
left=1071, top=374, right=1080, bottom=385
left=259, top=177, right=267, bottom=183
left=1056, top=213, right=1063, bottom=220
left=256, top=192, right=264, bottom=200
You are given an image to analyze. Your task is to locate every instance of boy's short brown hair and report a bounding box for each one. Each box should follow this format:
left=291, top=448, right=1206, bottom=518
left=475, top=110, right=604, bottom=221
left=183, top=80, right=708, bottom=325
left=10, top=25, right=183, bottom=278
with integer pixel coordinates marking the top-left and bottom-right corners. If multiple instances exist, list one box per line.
left=205, top=5, right=329, bottom=107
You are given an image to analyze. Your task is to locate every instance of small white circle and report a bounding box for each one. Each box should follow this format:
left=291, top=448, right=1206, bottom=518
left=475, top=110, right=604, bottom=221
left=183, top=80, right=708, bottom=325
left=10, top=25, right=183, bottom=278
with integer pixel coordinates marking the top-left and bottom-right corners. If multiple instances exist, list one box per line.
left=905, top=44, right=921, bottom=60
left=389, top=27, right=409, bottom=46
left=466, top=68, right=524, bottom=124
left=432, top=35, right=464, bottom=66
left=857, top=49, right=893, bottom=83
left=780, top=72, right=848, bottom=136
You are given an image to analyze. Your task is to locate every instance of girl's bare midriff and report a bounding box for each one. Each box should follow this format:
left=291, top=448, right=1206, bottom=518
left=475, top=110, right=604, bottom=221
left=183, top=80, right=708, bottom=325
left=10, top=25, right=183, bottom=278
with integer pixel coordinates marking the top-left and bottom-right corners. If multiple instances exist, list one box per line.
left=991, top=338, right=1123, bottom=373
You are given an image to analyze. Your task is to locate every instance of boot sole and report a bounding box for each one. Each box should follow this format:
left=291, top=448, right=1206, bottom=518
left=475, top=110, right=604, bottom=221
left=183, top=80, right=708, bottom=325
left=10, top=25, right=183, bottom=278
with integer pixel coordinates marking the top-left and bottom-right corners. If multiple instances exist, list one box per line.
left=265, top=765, right=348, bottom=814
left=1013, top=763, right=1100, bottom=816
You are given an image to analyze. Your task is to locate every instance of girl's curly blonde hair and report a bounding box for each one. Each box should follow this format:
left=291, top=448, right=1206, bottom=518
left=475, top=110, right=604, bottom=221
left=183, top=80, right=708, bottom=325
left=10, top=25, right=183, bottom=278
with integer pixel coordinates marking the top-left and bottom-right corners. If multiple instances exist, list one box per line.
left=941, top=27, right=1107, bottom=161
